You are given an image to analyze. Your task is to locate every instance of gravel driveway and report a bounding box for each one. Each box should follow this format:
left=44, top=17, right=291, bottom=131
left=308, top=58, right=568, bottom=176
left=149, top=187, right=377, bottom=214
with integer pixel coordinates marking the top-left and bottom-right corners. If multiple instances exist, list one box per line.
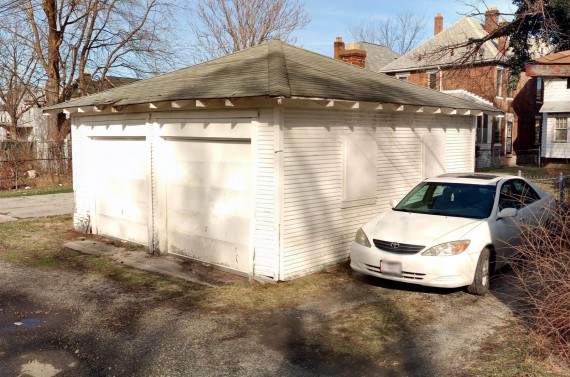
left=0, top=259, right=518, bottom=377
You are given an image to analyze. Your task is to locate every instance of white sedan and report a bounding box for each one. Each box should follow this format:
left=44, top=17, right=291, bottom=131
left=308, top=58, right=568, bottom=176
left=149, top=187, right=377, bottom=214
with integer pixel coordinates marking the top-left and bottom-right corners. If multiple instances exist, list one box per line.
left=350, top=173, right=555, bottom=295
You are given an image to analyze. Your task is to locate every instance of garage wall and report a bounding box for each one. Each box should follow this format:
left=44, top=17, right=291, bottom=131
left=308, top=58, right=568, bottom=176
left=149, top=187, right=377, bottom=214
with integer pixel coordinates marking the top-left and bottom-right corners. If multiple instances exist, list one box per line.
left=281, top=109, right=474, bottom=279
left=72, top=109, right=278, bottom=279
left=72, top=114, right=151, bottom=243
left=150, top=110, right=277, bottom=277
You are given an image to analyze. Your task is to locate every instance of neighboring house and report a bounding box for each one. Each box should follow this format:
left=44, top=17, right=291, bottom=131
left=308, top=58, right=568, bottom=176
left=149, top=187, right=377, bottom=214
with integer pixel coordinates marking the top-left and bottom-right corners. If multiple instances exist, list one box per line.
left=0, top=90, right=46, bottom=144
left=333, top=37, right=400, bottom=72
left=379, top=8, right=543, bottom=168
left=526, top=51, right=570, bottom=164
left=46, top=40, right=499, bottom=281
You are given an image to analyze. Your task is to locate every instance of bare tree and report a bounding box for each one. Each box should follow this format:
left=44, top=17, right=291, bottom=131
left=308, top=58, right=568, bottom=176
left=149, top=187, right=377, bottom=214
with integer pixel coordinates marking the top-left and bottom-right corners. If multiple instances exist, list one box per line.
left=189, top=0, right=310, bottom=61
left=455, top=0, right=570, bottom=76
left=6, top=0, right=181, bottom=146
left=348, top=10, right=426, bottom=54
left=0, top=18, right=42, bottom=141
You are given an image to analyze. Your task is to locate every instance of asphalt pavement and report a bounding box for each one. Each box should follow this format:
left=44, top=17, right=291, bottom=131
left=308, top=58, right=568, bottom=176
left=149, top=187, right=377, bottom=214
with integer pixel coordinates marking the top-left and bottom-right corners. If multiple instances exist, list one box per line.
left=0, top=192, right=74, bottom=223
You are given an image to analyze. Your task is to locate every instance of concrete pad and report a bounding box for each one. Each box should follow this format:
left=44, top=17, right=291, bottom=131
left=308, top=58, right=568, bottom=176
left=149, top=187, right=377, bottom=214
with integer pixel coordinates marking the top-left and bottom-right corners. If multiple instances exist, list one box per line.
left=64, top=239, right=245, bottom=287
left=63, top=240, right=125, bottom=256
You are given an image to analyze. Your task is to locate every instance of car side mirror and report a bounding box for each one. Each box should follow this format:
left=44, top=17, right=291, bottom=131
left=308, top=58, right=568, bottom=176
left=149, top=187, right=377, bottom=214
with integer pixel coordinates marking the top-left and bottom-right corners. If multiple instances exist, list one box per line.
left=497, top=207, right=517, bottom=219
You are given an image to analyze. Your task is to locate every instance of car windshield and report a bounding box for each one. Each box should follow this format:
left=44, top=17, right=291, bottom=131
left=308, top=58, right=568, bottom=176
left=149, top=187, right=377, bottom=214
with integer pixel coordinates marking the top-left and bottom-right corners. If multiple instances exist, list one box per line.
left=393, top=182, right=496, bottom=219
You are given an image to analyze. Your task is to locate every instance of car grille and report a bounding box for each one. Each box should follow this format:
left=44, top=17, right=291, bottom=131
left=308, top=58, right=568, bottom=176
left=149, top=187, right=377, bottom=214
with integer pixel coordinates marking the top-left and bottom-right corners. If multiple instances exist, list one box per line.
left=373, top=239, right=425, bottom=254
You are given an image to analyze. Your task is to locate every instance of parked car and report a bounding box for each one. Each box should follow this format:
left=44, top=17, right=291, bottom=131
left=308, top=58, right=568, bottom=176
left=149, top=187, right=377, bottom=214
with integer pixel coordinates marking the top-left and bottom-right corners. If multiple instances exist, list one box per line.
left=350, top=173, right=555, bottom=295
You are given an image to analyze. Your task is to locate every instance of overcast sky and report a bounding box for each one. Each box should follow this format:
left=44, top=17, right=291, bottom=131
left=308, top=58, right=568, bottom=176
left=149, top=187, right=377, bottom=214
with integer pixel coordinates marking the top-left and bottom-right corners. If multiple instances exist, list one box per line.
left=290, top=0, right=516, bottom=56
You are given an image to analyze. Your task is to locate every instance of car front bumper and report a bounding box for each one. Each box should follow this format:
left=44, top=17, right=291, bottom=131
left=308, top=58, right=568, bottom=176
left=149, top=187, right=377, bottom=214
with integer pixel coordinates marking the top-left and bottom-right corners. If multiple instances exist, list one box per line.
left=350, top=242, right=479, bottom=289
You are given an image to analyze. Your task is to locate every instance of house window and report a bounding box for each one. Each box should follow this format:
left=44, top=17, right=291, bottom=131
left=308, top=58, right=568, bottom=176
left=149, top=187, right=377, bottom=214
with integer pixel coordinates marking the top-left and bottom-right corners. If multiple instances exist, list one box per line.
left=476, top=115, right=490, bottom=144
left=536, top=78, right=543, bottom=102
left=343, top=139, right=378, bottom=206
left=534, top=116, right=542, bottom=146
left=506, top=120, right=513, bottom=154
left=396, top=72, right=410, bottom=81
left=496, top=68, right=503, bottom=97
left=555, top=117, right=568, bottom=142
left=428, top=72, right=437, bottom=90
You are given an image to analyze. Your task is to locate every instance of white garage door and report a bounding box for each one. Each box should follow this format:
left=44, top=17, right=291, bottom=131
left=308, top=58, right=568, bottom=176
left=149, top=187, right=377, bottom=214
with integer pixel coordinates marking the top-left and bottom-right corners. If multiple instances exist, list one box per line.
left=165, top=139, right=251, bottom=273
left=92, top=138, right=148, bottom=245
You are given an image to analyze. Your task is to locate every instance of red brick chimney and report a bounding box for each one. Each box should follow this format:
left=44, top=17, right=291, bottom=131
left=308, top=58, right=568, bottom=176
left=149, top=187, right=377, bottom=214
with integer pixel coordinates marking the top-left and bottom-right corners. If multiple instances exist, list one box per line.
left=334, top=36, right=345, bottom=59
left=484, top=7, right=500, bottom=34
left=434, top=13, right=443, bottom=35
left=338, top=43, right=367, bottom=68
left=334, top=38, right=367, bottom=68
left=498, top=19, right=508, bottom=54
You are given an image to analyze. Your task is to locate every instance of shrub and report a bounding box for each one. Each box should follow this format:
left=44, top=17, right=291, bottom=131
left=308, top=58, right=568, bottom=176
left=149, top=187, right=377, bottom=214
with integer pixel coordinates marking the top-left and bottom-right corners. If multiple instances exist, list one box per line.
left=511, top=204, right=570, bottom=363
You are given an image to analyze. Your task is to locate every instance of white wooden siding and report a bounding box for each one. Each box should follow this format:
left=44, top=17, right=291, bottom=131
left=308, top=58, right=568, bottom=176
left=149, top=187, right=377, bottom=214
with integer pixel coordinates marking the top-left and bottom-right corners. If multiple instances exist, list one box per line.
left=542, top=113, right=570, bottom=158
left=281, top=109, right=474, bottom=279
left=543, top=78, right=570, bottom=102
left=542, top=79, right=570, bottom=159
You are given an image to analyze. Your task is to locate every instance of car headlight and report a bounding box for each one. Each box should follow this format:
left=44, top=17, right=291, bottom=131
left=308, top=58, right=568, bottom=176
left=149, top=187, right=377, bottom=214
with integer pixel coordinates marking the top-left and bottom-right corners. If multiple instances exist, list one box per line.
left=355, top=228, right=371, bottom=248
left=421, top=240, right=471, bottom=256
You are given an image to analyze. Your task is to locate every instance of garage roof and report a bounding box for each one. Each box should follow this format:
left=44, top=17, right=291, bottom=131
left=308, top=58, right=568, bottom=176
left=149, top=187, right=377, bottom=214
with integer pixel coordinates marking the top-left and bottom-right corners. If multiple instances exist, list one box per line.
left=47, top=40, right=499, bottom=113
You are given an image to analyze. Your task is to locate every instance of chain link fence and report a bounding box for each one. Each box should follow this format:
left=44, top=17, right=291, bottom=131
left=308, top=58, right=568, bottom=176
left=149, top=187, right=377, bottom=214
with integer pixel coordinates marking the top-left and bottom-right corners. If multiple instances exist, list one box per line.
left=0, top=141, right=72, bottom=190
left=518, top=171, right=569, bottom=204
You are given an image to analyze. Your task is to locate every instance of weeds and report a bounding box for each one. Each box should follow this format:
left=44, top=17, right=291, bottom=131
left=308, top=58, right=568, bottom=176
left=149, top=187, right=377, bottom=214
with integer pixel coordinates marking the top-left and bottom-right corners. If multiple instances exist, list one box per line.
left=510, top=205, right=570, bottom=365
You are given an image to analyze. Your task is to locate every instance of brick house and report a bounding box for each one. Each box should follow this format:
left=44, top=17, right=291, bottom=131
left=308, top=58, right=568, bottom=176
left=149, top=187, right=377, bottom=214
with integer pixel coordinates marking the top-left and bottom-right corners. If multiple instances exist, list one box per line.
left=526, top=51, right=570, bottom=164
left=378, top=8, right=544, bottom=168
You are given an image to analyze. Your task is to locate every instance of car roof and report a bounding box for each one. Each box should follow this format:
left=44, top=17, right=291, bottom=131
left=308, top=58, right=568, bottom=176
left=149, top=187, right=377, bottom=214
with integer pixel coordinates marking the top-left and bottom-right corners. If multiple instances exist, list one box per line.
left=425, top=173, right=518, bottom=185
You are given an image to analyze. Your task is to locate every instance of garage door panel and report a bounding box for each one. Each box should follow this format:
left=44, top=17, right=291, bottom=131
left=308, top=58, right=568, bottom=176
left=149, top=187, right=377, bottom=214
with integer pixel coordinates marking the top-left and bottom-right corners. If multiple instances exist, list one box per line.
left=165, top=138, right=251, bottom=273
left=169, top=232, right=249, bottom=272
left=93, top=139, right=148, bottom=245
left=167, top=140, right=251, bottom=163
left=167, top=162, right=250, bottom=191
left=97, top=199, right=148, bottom=223
left=168, top=210, right=250, bottom=246
left=97, top=217, right=148, bottom=245
left=168, top=186, right=250, bottom=216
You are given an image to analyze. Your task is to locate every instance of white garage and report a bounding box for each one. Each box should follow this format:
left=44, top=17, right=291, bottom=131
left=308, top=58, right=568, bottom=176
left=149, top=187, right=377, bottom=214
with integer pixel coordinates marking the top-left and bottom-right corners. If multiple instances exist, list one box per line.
left=157, top=117, right=253, bottom=273
left=49, top=40, right=500, bottom=280
left=92, top=137, right=149, bottom=245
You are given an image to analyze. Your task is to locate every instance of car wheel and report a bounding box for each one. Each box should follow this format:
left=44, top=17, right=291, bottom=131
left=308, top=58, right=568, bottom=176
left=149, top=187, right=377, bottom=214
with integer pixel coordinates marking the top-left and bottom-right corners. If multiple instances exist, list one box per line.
left=467, top=248, right=490, bottom=295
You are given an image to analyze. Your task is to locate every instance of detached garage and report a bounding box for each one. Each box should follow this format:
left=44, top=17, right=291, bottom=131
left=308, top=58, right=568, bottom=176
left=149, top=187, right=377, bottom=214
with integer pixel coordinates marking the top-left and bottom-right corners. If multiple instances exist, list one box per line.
left=47, top=40, right=499, bottom=281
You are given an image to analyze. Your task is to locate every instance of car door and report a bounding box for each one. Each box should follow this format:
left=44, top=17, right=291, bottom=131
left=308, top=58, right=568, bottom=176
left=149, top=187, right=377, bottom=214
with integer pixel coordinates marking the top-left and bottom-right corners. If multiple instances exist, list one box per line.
left=492, top=179, right=545, bottom=266
left=491, top=180, right=524, bottom=264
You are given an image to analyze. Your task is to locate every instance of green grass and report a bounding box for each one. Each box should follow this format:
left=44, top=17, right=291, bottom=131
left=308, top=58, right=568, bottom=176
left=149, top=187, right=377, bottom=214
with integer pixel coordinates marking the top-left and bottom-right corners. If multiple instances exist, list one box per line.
left=0, top=184, right=73, bottom=198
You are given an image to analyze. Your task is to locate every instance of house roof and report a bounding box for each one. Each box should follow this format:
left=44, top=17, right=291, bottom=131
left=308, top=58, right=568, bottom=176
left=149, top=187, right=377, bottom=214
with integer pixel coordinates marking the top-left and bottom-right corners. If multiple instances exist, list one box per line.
left=355, top=42, right=400, bottom=72
left=443, top=89, right=498, bottom=110
left=381, top=17, right=502, bottom=73
left=526, top=50, right=570, bottom=77
left=533, top=50, right=570, bottom=65
left=47, top=40, right=499, bottom=113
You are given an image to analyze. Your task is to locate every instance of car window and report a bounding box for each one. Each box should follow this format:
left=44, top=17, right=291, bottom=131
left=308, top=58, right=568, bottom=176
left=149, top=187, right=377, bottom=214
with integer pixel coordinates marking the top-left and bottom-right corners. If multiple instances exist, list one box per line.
left=499, top=179, right=541, bottom=209
left=518, top=180, right=541, bottom=205
left=394, top=182, right=495, bottom=219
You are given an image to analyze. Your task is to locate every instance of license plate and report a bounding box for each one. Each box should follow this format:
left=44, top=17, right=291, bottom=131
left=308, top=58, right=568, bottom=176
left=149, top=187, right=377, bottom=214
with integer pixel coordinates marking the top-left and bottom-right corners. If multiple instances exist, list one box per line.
left=381, top=260, right=402, bottom=276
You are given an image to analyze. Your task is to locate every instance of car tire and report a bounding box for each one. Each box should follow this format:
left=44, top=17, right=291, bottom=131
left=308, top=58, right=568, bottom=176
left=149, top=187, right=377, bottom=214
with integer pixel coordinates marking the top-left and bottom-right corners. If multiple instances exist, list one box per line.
left=467, top=248, right=490, bottom=295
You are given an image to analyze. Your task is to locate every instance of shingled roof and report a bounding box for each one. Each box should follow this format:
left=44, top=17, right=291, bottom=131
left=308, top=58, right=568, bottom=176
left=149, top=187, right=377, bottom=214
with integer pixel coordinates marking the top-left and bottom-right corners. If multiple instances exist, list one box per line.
left=47, top=40, right=499, bottom=113
left=381, top=17, right=502, bottom=73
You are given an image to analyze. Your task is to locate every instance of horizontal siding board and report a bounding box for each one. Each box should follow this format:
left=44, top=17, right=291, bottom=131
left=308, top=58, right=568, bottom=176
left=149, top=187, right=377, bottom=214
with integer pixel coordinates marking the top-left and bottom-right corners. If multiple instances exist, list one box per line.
left=281, top=108, right=474, bottom=279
